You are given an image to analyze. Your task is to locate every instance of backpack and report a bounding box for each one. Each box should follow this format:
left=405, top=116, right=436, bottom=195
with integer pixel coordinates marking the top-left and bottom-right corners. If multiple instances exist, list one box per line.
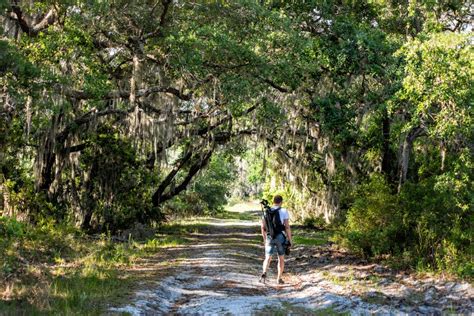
left=263, top=206, right=286, bottom=239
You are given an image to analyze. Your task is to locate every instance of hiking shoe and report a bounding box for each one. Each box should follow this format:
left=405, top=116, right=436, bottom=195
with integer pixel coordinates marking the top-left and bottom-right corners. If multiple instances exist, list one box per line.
left=259, top=273, right=266, bottom=284
left=277, top=278, right=285, bottom=284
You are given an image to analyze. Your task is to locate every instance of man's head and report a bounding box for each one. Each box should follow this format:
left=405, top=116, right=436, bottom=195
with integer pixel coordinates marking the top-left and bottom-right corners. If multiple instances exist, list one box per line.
left=273, top=195, right=283, bottom=205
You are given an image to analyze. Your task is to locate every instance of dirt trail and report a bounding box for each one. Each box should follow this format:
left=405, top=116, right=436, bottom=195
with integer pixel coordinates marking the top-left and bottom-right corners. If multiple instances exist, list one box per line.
left=109, top=203, right=473, bottom=315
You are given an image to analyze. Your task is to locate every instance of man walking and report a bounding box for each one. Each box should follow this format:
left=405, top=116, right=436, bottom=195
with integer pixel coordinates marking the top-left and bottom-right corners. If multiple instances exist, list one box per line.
left=260, top=195, right=292, bottom=284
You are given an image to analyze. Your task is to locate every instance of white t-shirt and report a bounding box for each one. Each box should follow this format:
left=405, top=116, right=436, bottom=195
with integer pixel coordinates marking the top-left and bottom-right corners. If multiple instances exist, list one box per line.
left=271, top=206, right=289, bottom=224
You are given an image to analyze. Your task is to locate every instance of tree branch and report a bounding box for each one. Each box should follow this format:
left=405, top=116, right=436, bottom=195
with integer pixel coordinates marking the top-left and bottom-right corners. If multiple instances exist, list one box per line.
left=151, top=150, right=193, bottom=206
left=154, top=148, right=215, bottom=206
left=11, top=5, right=57, bottom=36
left=143, top=0, right=172, bottom=39
left=260, top=77, right=292, bottom=93
left=60, top=85, right=192, bottom=101
left=195, top=103, right=258, bottom=136
left=56, top=108, right=129, bottom=146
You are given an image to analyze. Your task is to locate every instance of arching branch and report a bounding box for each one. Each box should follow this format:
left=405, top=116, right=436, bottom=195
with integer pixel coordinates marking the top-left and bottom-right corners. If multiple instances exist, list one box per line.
left=151, top=150, right=193, bottom=206
left=56, top=108, right=129, bottom=146
left=143, top=0, right=172, bottom=39
left=10, top=5, right=57, bottom=36
left=61, top=85, right=192, bottom=101
left=260, top=77, right=292, bottom=93
left=152, top=147, right=214, bottom=207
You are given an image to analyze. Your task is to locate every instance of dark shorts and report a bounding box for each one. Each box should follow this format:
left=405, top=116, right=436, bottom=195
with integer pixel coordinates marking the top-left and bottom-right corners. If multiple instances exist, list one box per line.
left=265, top=233, right=287, bottom=257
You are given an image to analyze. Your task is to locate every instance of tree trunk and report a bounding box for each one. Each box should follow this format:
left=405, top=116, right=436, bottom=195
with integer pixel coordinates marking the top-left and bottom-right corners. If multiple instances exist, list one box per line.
left=81, top=161, right=98, bottom=231
left=151, top=150, right=193, bottom=206
left=398, top=126, right=424, bottom=192
left=440, top=140, right=446, bottom=171
left=152, top=148, right=214, bottom=208
left=0, top=175, right=12, bottom=217
left=381, top=109, right=395, bottom=183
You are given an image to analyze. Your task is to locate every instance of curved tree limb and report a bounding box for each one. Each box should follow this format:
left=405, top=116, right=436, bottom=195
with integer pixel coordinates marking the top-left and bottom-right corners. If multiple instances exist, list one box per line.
left=143, top=0, right=172, bottom=39
left=397, top=125, right=426, bottom=192
left=152, top=147, right=214, bottom=207
left=10, top=5, right=57, bottom=36
left=60, top=85, right=192, bottom=101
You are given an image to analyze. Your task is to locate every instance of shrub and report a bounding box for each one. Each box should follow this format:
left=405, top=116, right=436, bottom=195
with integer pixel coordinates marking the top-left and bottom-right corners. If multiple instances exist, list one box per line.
left=338, top=172, right=473, bottom=277
left=302, top=215, right=326, bottom=229
left=0, top=216, right=25, bottom=239
left=341, top=174, right=404, bottom=257
left=399, top=175, right=473, bottom=276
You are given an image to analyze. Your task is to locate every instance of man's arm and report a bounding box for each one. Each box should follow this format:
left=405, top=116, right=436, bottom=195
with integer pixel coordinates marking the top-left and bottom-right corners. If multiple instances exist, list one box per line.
left=284, top=219, right=292, bottom=245
left=261, top=219, right=267, bottom=242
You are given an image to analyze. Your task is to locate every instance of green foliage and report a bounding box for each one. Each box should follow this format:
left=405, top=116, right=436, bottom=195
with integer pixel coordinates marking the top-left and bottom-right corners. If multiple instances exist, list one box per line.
left=395, top=32, right=473, bottom=140
left=0, top=216, right=25, bottom=238
left=302, top=215, right=326, bottom=230
left=163, top=151, right=236, bottom=218
left=341, top=174, right=403, bottom=257
left=230, top=145, right=267, bottom=198
left=339, top=172, right=473, bottom=277
left=0, top=40, right=38, bottom=83
left=79, top=127, right=155, bottom=230
left=3, top=180, right=61, bottom=223
left=246, top=149, right=266, bottom=188
left=193, top=153, right=237, bottom=212
left=162, top=192, right=209, bottom=218
left=399, top=173, right=473, bottom=277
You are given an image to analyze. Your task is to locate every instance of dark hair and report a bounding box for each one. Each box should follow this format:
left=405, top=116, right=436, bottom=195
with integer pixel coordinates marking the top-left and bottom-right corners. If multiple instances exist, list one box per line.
left=273, top=195, right=283, bottom=204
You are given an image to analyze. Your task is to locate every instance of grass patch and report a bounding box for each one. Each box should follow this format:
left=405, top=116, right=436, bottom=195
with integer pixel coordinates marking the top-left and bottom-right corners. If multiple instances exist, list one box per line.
left=158, top=221, right=211, bottom=235
left=292, top=229, right=332, bottom=246
left=214, top=210, right=258, bottom=221
left=48, top=267, right=134, bottom=314
left=0, top=216, right=191, bottom=314
left=293, top=236, right=328, bottom=246
left=144, top=235, right=190, bottom=249
left=0, top=301, right=39, bottom=315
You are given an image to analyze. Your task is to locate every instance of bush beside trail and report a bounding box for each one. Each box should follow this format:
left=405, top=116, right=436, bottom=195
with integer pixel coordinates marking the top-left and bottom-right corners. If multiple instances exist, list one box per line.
left=0, top=216, right=189, bottom=314
left=337, top=174, right=472, bottom=278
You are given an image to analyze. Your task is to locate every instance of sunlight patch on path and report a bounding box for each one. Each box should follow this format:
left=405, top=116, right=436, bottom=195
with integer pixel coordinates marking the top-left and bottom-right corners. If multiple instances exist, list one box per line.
left=225, top=200, right=260, bottom=213
left=109, top=246, right=404, bottom=315
left=109, top=249, right=282, bottom=315
left=200, top=219, right=258, bottom=227
left=109, top=214, right=474, bottom=315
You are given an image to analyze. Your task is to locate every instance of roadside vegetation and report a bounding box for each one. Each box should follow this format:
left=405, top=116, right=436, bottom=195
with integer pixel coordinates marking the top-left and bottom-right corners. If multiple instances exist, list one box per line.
left=0, top=1, right=472, bottom=312
left=0, top=206, right=336, bottom=314
left=0, top=217, right=190, bottom=314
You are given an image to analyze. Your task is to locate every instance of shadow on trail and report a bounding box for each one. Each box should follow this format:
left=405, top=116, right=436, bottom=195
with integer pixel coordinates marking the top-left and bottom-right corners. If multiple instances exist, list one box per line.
left=109, top=208, right=474, bottom=315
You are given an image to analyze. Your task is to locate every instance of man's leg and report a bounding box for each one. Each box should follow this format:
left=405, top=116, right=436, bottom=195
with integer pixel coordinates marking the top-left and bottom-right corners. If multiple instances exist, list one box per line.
left=277, top=255, right=285, bottom=280
left=262, top=255, right=272, bottom=274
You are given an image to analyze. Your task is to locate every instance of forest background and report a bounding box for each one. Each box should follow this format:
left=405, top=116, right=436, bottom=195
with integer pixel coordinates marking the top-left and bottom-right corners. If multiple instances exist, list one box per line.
left=0, top=0, right=472, bottom=310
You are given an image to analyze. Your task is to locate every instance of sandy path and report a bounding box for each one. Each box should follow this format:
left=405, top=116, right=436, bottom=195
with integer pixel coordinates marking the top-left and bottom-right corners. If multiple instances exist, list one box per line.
left=109, top=204, right=473, bottom=315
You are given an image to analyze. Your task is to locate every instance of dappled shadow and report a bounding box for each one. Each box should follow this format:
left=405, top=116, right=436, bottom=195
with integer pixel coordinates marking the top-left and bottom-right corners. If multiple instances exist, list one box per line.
left=109, top=210, right=473, bottom=315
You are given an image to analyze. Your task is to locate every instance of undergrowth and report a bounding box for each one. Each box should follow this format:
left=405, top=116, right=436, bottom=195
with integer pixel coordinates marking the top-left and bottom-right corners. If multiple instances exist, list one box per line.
left=0, top=216, right=189, bottom=314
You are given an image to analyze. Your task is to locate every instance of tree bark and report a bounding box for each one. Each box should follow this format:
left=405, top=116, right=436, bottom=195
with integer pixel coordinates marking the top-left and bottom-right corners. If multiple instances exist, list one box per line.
left=81, top=160, right=98, bottom=231
left=398, top=126, right=424, bottom=192
left=152, top=148, right=214, bottom=207
left=10, top=5, right=57, bottom=37
left=381, top=108, right=395, bottom=183
left=151, top=150, right=193, bottom=206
